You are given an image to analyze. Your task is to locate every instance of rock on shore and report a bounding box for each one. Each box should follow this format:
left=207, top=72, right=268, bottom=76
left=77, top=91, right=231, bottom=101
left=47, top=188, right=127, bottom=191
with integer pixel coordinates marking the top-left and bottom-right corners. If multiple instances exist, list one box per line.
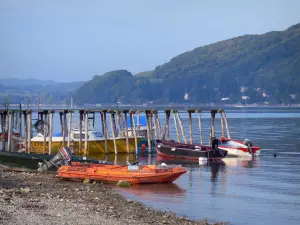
left=0, top=166, right=225, bottom=225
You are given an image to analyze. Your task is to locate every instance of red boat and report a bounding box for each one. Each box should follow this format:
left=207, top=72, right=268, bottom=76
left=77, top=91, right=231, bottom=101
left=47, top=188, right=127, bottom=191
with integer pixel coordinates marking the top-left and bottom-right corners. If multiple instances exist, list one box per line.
left=156, top=139, right=228, bottom=162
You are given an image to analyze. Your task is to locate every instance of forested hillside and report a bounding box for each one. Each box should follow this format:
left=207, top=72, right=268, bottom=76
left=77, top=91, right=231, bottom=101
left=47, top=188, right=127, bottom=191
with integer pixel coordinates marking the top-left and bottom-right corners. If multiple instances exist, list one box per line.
left=73, top=23, right=300, bottom=104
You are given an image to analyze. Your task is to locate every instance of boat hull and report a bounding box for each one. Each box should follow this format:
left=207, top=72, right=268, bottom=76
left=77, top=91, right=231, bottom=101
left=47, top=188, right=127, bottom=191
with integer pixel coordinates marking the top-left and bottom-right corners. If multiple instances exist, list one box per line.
left=58, top=163, right=187, bottom=184
left=218, top=139, right=261, bottom=157
left=29, top=137, right=141, bottom=155
left=156, top=140, right=227, bottom=161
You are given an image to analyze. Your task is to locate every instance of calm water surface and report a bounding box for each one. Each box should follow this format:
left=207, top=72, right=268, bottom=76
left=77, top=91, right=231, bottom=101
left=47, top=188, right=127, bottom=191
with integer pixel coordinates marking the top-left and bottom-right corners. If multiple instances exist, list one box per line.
left=116, top=109, right=300, bottom=225
left=2, top=107, right=300, bottom=225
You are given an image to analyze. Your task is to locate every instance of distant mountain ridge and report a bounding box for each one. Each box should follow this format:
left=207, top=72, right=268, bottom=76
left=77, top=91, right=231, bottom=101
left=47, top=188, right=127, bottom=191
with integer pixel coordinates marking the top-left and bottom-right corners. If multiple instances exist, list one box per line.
left=2, top=23, right=300, bottom=105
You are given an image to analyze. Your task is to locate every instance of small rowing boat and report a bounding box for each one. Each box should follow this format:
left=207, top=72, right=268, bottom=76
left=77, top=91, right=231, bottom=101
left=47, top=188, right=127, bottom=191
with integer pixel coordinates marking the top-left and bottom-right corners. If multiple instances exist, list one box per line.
left=57, top=162, right=187, bottom=184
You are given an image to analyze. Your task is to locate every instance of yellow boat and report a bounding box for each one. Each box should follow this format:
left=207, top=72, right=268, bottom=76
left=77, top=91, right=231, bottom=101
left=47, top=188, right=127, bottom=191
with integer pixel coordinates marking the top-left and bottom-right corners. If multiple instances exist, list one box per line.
left=29, top=129, right=141, bottom=155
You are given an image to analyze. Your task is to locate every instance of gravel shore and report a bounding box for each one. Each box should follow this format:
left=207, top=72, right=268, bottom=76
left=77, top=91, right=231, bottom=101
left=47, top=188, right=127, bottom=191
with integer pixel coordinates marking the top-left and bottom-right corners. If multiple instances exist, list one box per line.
left=0, top=166, right=226, bottom=225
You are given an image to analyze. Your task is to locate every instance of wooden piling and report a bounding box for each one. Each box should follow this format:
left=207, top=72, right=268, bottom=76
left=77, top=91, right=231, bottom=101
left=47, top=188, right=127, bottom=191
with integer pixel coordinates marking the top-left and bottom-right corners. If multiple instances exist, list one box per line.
left=220, top=112, right=225, bottom=137
left=7, top=111, right=12, bottom=152
left=43, top=111, right=48, bottom=154
left=18, top=105, right=22, bottom=152
left=1, top=113, right=6, bottom=151
left=223, top=111, right=231, bottom=139
left=23, top=111, right=28, bottom=153
left=188, top=111, right=193, bottom=144
left=101, top=111, right=109, bottom=154
left=63, top=111, right=67, bottom=147
left=130, top=111, right=138, bottom=155
left=173, top=110, right=181, bottom=142
left=153, top=111, right=158, bottom=139
left=109, top=111, right=118, bottom=154
left=27, top=111, right=32, bottom=153
left=197, top=110, right=203, bottom=145
left=210, top=111, right=216, bottom=145
left=124, top=111, right=130, bottom=154
left=48, top=111, right=53, bottom=155
left=177, top=112, right=187, bottom=144
left=156, top=112, right=162, bottom=138
left=67, top=111, right=72, bottom=148
left=79, top=111, right=83, bottom=155
left=84, top=111, right=89, bottom=156
left=145, top=111, right=152, bottom=153
left=163, top=110, right=170, bottom=140
left=59, top=112, right=63, bottom=139
left=154, top=111, right=160, bottom=139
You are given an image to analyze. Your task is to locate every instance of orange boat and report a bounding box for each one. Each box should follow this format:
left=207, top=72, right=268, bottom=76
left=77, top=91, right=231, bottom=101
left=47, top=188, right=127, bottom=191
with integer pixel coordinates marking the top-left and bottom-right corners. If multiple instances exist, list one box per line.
left=57, top=162, right=187, bottom=184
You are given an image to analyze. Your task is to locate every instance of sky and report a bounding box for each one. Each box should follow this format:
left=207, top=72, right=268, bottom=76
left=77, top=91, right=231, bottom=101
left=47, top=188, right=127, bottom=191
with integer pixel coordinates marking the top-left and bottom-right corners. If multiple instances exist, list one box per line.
left=0, top=0, right=300, bottom=82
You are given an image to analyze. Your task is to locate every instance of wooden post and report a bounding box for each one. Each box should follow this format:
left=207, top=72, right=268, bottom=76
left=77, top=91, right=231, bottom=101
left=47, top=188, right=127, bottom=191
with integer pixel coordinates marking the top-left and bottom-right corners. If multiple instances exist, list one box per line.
left=163, top=110, right=170, bottom=140
left=137, top=111, right=140, bottom=133
left=223, top=111, right=231, bottom=139
left=27, top=111, right=32, bottom=153
left=210, top=111, right=216, bottom=145
left=7, top=111, right=12, bottom=152
left=131, top=111, right=138, bottom=154
left=84, top=111, right=89, bottom=156
left=156, top=112, right=162, bottom=138
left=129, top=111, right=134, bottom=137
left=153, top=111, right=158, bottom=139
left=23, top=111, right=28, bottom=153
left=188, top=111, right=193, bottom=144
left=43, top=111, right=48, bottom=154
left=197, top=110, right=203, bottom=145
left=117, top=111, right=122, bottom=137
left=18, top=105, right=22, bottom=152
left=145, top=111, right=152, bottom=153
left=59, top=112, right=63, bottom=138
left=124, top=111, right=130, bottom=154
left=154, top=112, right=160, bottom=139
left=1, top=113, right=5, bottom=151
left=79, top=111, right=83, bottom=155
left=173, top=110, right=181, bottom=142
left=63, top=111, right=67, bottom=146
left=48, top=111, right=53, bottom=155
left=67, top=111, right=72, bottom=148
left=220, top=112, right=225, bottom=137
left=101, top=111, right=108, bottom=154
left=177, top=112, right=187, bottom=144
left=109, top=111, right=118, bottom=154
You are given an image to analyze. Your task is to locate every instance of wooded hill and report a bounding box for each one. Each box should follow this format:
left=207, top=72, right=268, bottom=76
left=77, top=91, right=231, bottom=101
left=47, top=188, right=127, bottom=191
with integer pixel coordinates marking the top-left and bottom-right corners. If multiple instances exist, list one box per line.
left=73, top=23, right=300, bottom=104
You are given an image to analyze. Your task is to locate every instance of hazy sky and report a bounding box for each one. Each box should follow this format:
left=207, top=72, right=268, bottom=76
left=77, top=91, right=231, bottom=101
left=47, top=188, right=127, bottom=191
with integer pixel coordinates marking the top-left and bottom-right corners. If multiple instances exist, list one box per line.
left=1, top=0, right=300, bottom=82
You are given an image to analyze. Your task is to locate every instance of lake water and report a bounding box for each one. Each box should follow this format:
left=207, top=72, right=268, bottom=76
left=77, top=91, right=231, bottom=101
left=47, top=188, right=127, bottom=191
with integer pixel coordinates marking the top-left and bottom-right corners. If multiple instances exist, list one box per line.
left=115, top=108, right=300, bottom=225
left=1, top=107, right=300, bottom=225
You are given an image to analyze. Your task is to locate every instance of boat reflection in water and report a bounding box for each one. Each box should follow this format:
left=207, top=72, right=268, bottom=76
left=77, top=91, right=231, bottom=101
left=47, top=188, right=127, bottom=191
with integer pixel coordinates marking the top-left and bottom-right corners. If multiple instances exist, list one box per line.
left=222, top=156, right=260, bottom=168
left=117, top=182, right=187, bottom=200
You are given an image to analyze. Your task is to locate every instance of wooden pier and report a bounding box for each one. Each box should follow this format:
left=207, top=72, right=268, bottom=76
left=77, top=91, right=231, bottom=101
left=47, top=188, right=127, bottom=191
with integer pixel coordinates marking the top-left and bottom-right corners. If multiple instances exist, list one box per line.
left=0, top=108, right=231, bottom=157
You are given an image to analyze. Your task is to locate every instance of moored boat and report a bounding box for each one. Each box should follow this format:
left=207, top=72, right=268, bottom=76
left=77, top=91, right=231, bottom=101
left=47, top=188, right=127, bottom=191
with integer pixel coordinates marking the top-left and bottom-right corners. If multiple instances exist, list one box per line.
left=156, top=140, right=228, bottom=161
left=218, top=137, right=261, bottom=157
left=30, top=126, right=141, bottom=154
left=57, top=162, right=187, bottom=184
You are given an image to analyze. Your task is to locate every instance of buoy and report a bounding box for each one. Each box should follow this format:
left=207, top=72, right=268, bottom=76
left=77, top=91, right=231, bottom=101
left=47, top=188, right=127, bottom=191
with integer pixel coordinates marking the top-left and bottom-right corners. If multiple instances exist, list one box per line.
left=141, top=144, right=146, bottom=151
left=199, top=157, right=208, bottom=165
left=273, top=153, right=277, bottom=158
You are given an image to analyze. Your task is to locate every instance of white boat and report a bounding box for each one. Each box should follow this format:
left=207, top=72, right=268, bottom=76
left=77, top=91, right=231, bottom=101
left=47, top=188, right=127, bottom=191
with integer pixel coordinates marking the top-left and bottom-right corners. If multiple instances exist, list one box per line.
left=217, top=137, right=261, bottom=157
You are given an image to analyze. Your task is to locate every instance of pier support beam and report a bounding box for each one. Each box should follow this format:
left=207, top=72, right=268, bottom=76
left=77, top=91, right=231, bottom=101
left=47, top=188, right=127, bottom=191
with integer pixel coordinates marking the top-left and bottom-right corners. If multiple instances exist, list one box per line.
left=7, top=111, right=13, bottom=152
left=27, top=111, right=32, bottom=153
left=173, top=110, right=181, bottom=142
left=109, top=111, right=118, bottom=155
left=188, top=110, right=194, bottom=144
left=48, top=111, right=53, bottom=155
left=124, top=111, right=130, bottom=154
left=163, top=110, right=170, bottom=140
left=43, top=111, right=48, bottom=154
left=177, top=112, right=187, bottom=144
left=197, top=110, right=203, bottom=145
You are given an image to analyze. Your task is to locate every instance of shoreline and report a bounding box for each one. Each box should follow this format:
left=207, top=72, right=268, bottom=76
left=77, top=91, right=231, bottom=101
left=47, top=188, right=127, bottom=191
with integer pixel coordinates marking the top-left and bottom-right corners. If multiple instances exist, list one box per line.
left=0, top=166, right=226, bottom=225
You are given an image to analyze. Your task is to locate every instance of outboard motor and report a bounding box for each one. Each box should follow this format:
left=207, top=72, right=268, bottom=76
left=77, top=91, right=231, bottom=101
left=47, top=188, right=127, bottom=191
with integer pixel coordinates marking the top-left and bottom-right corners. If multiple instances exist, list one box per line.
left=243, top=139, right=253, bottom=155
left=37, top=146, right=72, bottom=172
